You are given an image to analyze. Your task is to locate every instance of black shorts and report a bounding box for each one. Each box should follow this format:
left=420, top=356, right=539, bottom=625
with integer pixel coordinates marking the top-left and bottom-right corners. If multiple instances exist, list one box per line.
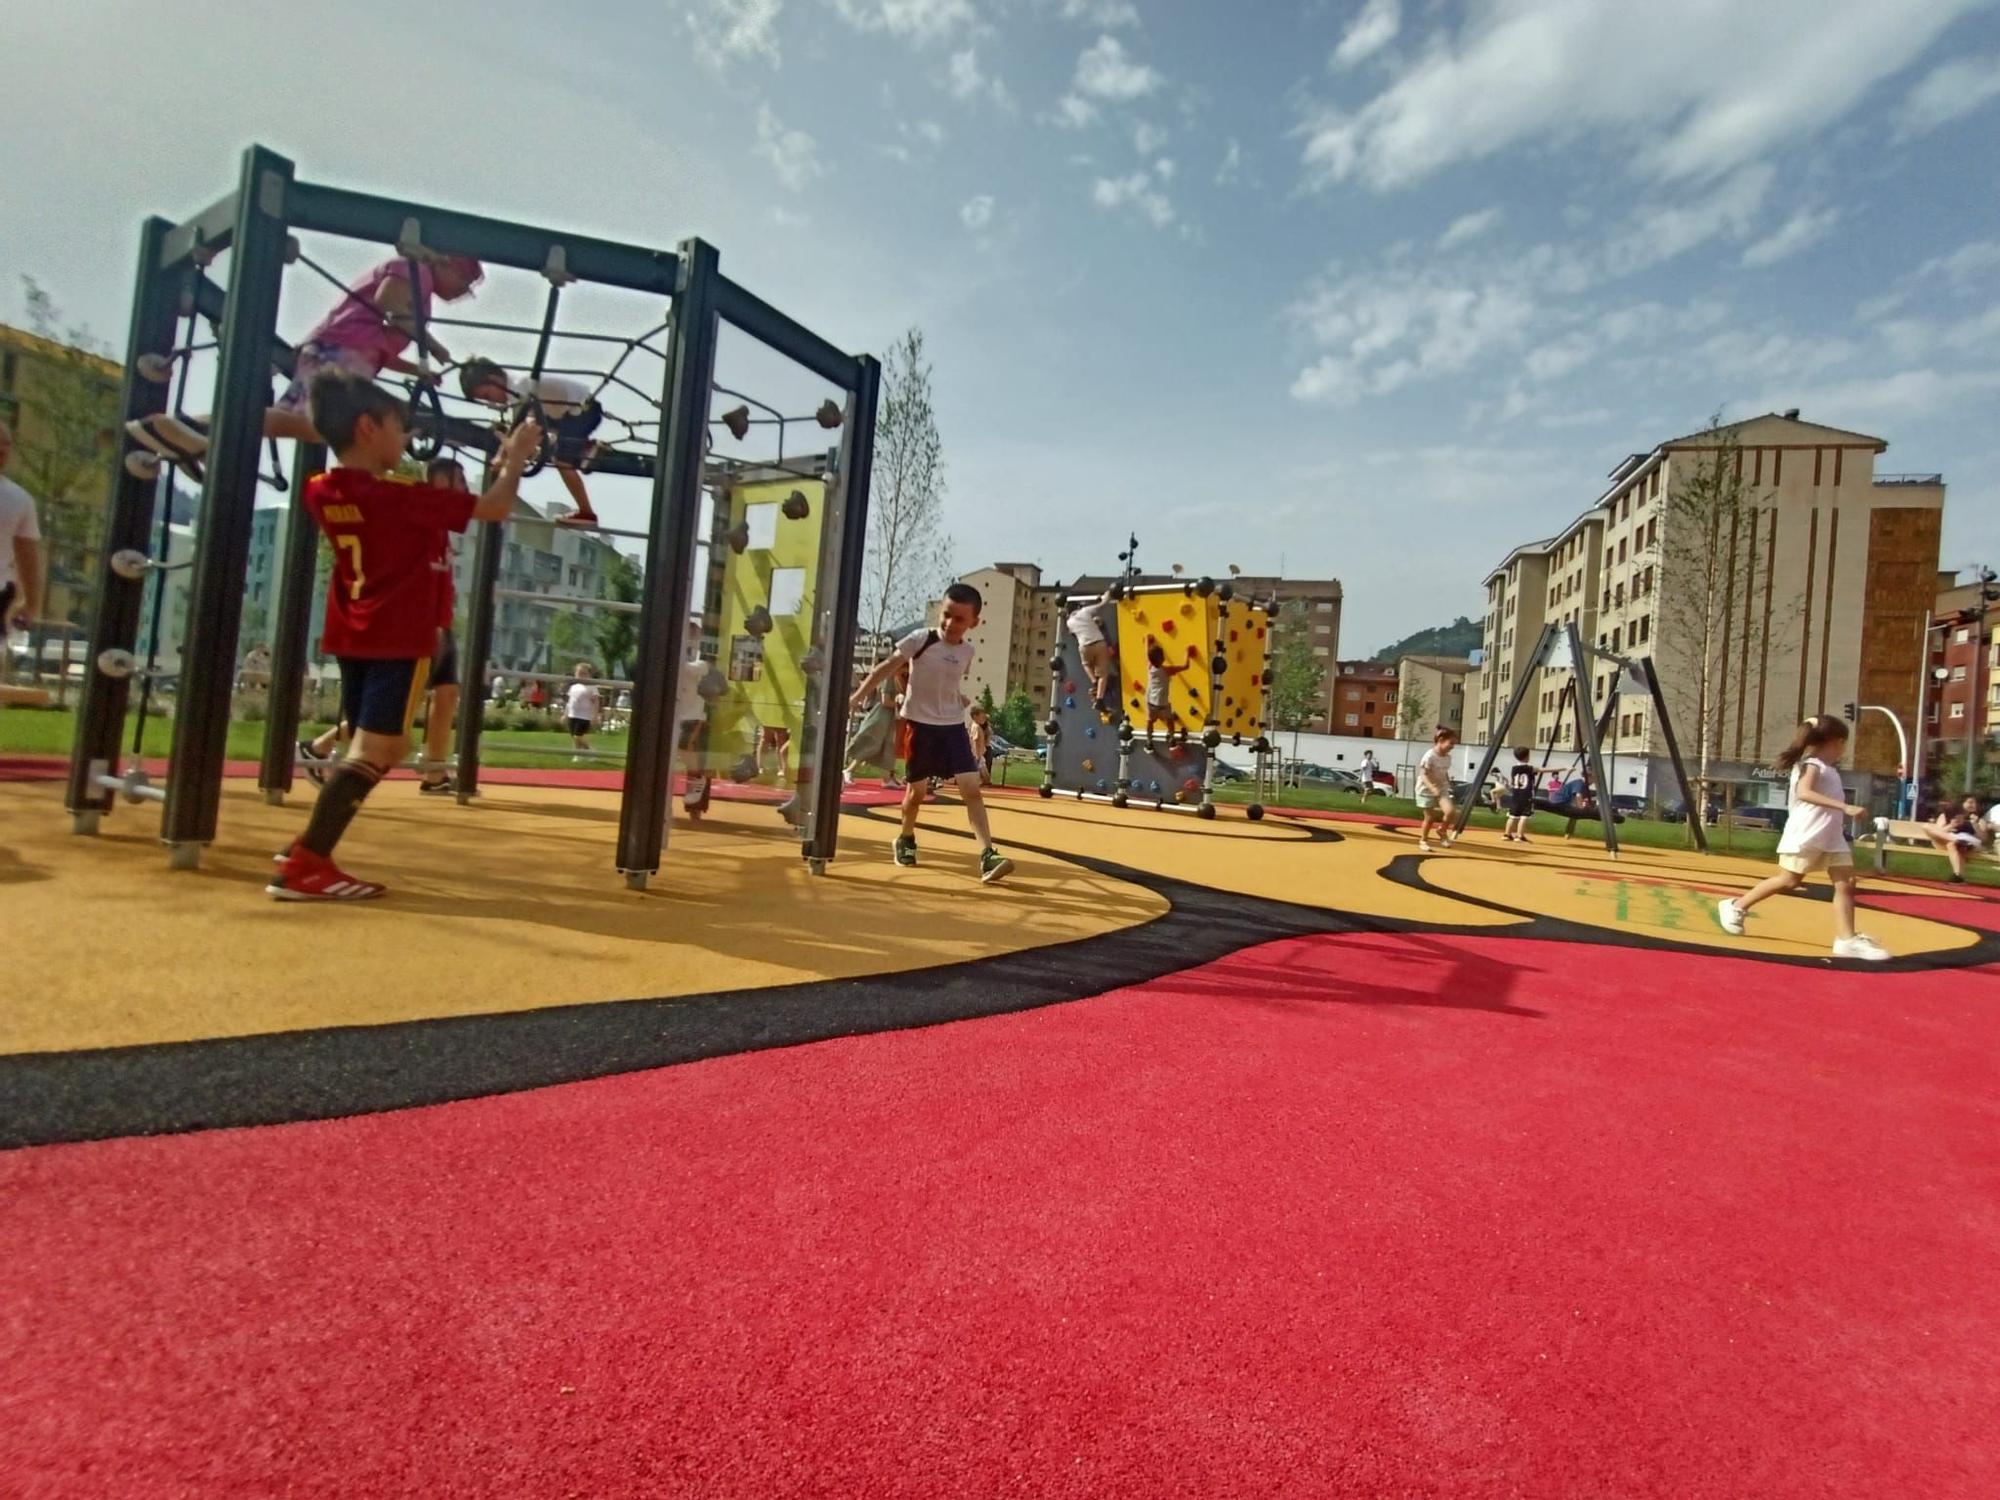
left=903, top=721, right=979, bottom=781
left=430, top=631, right=459, bottom=689
left=677, top=719, right=706, bottom=752
left=550, top=401, right=604, bottom=464
left=338, top=656, right=430, bottom=737
left=566, top=716, right=593, bottom=737
left=1508, top=789, right=1534, bottom=817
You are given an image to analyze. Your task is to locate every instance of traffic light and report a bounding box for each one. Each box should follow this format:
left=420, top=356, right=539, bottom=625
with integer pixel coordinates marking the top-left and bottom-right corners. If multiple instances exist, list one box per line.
left=1842, top=701, right=1857, bottom=720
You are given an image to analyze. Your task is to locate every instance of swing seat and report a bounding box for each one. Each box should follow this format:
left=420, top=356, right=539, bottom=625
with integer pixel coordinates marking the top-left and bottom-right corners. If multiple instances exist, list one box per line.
left=1535, top=797, right=1624, bottom=824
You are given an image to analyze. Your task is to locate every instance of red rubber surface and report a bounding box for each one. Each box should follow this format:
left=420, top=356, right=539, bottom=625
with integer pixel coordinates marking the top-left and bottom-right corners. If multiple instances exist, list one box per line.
left=4, top=932, right=1997, bottom=1496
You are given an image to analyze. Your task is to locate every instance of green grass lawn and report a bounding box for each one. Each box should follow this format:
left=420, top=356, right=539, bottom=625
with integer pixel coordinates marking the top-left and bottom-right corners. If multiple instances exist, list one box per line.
left=0, top=705, right=626, bottom=773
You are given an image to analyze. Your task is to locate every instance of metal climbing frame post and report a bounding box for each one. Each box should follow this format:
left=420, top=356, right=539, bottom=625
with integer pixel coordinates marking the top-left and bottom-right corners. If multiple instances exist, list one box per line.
left=64, top=216, right=183, bottom=833
left=257, top=440, right=327, bottom=802
left=160, top=146, right=296, bottom=869
left=454, top=451, right=504, bottom=804
left=802, top=356, right=881, bottom=869
left=1568, top=621, right=1620, bottom=859
left=617, top=239, right=722, bottom=887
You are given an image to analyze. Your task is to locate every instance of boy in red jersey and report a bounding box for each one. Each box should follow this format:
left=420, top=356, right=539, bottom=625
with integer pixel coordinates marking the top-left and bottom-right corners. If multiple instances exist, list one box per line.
left=268, top=373, right=539, bottom=900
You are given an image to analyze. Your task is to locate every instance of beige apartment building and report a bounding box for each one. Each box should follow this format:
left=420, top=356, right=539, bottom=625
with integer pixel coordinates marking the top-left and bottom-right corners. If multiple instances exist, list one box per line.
left=1397, top=655, right=1477, bottom=737
left=934, top=565, right=1343, bottom=725
left=1479, top=411, right=1944, bottom=785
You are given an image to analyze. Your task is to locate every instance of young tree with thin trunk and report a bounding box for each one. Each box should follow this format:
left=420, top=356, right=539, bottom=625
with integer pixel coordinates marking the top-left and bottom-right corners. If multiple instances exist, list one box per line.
left=13, top=278, right=121, bottom=613
left=1266, top=600, right=1323, bottom=763
left=1649, top=412, right=1795, bottom=813
left=860, top=328, right=952, bottom=655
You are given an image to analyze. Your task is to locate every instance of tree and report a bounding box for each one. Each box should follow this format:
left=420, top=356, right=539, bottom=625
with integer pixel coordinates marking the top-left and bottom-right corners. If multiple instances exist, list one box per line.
left=13, top=278, right=121, bottom=614
left=995, top=689, right=1039, bottom=751
left=546, top=609, right=595, bottom=670
left=1397, top=674, right=1431, bottom=747
left=860, top=328, right=952, bottom=652
left=592, top=551, right=642, bottom=677
left=1650, top=412, right=1796, bottom=810
left=1265, top=600, right=1323, bottom=756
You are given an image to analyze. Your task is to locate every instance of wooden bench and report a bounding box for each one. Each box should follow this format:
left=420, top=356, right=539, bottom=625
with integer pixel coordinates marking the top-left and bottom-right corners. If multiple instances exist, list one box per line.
left=1868, top=817, right=2000, bottom=869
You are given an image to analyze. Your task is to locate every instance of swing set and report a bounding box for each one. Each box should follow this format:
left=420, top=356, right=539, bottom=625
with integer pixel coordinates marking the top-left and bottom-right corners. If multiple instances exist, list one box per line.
left=1453, top=621, right=1707, bottom=857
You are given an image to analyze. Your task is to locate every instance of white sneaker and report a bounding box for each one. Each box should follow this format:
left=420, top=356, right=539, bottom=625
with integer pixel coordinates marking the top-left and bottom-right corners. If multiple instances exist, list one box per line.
left=1416, top=839, right=1432, bottom=853
left=1833, top=933, right=1891, bottom=963
left=1716, top=898, right=1745, bottom=936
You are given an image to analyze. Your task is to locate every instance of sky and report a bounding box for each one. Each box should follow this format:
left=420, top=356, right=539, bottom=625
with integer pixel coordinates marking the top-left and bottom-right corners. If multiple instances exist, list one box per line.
left=5, top=0, right=1999, bottom=655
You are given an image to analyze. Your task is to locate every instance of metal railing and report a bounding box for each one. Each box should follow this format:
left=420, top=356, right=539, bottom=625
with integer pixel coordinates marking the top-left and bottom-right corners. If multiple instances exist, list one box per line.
left=1874, top=473, right=1943, bottom=486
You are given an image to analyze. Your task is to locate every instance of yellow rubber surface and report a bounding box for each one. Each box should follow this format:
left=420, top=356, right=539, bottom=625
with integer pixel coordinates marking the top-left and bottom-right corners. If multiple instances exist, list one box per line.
left=0, top=782, right=1163, bottom=1056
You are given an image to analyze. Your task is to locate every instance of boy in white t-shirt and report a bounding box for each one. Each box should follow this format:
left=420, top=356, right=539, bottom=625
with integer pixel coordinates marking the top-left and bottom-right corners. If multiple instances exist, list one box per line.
left=0, top=420, right=45, bottom=631
left=676, top=635, right=713, bottom=816
left=849, top=582, right=1013, bottom=883
left=1067, top=590, right=1115, bottom=710
left=564, top=663, right=601, bottom=760
left=459, top=359, right=605, bottom=528
left=1414, top=726, right=1458, bottom=853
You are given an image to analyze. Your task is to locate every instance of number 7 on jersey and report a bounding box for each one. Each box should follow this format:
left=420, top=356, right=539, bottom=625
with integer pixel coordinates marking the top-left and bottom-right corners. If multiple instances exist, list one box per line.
left=335, top=535, right=365, bottom=600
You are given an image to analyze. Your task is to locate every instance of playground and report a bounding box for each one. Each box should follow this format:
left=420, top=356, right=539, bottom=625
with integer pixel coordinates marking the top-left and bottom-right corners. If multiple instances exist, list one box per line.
left=4, top=765, right=1998, bottom=1496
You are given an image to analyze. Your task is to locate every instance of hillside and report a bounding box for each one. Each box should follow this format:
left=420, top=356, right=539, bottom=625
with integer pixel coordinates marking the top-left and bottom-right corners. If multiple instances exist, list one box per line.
left=1372, top=616, right=1481, bottom=663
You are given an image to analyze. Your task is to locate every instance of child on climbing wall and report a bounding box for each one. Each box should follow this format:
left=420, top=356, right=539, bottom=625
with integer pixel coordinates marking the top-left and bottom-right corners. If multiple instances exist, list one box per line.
left=1415, top=726, right=1458, bottom=853
left=849, top=582, right=1013, bottom=884
left=1067, top=589, right=1116, bottom=710
left=1717, top=715, right=1889, bottom=961
left=1144, top=641, right=1196, bottom=748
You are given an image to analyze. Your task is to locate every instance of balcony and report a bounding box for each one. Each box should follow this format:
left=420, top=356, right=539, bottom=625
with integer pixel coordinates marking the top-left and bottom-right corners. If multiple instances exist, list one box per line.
left=1874, top=473, right=1943, bottom=486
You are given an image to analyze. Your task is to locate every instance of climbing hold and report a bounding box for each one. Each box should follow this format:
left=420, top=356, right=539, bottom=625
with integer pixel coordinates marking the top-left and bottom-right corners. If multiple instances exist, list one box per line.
left=744, top=605, right=774, bottom=638
left=815, top=399, right=844, bottom=429
left=1063, top=679, right=1076, bottom=694
left=1064, top=695, right=1075, bottom=709
left=721, top=405, right=752, bottom=440
left=1179, top=602, right=1195, bottom=618
left=1161, top=619, right=1177, bottom=635
left=1085, top=726, right=1097, bottom=739
left=698, top=668, right=729, bottom=701
left=1096, top=778, right=1109, bottom=791
left=725, top=521, right=752, bottom=554
left=1082, top=758, right=1095, bottom=773
left=781, top=490, right=811, bottom=520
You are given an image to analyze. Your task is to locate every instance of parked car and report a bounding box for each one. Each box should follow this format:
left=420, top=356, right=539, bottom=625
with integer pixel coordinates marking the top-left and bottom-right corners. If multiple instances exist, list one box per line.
left=1610, top=794, right=1649, bottom=818
left=1209, top=760, right=1248, bottom=783
left=1723, top=803, right=1786, bottom=830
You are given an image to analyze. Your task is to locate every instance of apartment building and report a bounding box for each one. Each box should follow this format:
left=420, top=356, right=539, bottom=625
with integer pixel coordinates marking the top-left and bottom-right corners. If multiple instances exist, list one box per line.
left=1397, top=655, right=1476, bottom=736
left=933, top=566, right=1343, bottom=726
left=1480, top=411, right=1944, bottom=787
left=1923, top=570, right=2000, bottom=785
left=1331, top=661, right=1399, bottom=737
left=1475, top=540, right=1553, bottom=741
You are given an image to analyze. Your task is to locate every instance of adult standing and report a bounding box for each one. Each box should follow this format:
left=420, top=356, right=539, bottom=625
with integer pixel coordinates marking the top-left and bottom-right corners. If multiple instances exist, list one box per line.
left=0, top=420, right=45, bottom=632
left=1358, top=747, right=1379, bottom=799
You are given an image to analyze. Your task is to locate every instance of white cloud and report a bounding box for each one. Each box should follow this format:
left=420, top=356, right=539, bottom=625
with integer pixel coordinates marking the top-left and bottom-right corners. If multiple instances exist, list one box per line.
left=1073, top=35, right=1162, bottom=102
left=1298, top=0, right=1988, bottom=190
left=755, top=104, right=824, bottom=191
left=1598, top=164, right=1773, bottom=278
left=1895, top=53, right=2000, bottom=138
left=948, top=47, right=1013, bottom=108
left=1059, top=0, right=1139, bottom=24
left=878, top=117, right=947, bottom=163
left=1750, top=368, right=2000, bottom=426
left=1741, top=205, right=1841, bottom=268
left=687, top=0, right=784, bottom=71
left=1154, top=157, right=1175, bottom=180
left=1288, top=266, right=1537, bottom=403
left=1438, top=206, right=1501, bottom=249
left=1856, top=238, right=2000, bottom=321
left=828, top=0, right=975, bottom=46
left=1331, top=0, right=1400, bottom=71
left=1216, top=139, right=1243, bottom=185
left=1133, top=119, right=1169, bottom=155
left=960, top=194, right=995, bottom=230
left=1092, top=170, right=1175, bottom=228
left=1051, top=94, right=1099, bottom=129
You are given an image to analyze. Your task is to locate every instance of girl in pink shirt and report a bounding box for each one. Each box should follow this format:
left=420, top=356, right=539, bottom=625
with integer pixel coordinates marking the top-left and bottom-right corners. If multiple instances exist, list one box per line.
left=127, top=252, right=483, bottom=464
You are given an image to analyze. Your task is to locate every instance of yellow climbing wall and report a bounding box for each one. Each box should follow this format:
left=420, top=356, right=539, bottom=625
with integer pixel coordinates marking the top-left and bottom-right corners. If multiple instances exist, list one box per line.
left=712, top=475, right=826, bottom=771
left=1114, top=591, right=1269, bottom=735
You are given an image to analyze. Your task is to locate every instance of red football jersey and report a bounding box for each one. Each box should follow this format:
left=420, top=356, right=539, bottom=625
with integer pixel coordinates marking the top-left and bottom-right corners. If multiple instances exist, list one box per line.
left=306, top=468, right=476, bottom=658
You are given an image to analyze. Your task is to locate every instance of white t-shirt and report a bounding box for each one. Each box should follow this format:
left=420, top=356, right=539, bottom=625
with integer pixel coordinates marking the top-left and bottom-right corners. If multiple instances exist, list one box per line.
left=676, top=657, right=707, bottom=724
left=565, top=681, right=601, bottom=723
left=1067, top=602, right=1107, bottom=647
left=1776, top=756, right=1848, bottom=855
left=1418, top=749, right=1452, bottom=795
left=895, top=627, right=975, bottom=726
left=0, top=475, right=42, bottom=593
left=509, top=373, right=589, bottom=419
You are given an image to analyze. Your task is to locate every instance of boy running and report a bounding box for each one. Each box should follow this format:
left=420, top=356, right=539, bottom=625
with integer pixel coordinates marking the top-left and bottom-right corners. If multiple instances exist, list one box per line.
left=1415, top=726, right=1458, bottom=853
left=269, top=373, right=539, bottom=900
left=850, top=582, right=1013, bottom=884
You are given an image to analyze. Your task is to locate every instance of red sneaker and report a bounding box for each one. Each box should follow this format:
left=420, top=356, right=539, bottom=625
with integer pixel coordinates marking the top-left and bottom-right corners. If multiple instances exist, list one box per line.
left=266, top=847, right=386, bottom=901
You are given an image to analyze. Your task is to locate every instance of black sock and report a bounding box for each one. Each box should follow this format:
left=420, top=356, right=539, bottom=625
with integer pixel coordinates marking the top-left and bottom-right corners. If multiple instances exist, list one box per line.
left=300, top=761, right=382, bottom=858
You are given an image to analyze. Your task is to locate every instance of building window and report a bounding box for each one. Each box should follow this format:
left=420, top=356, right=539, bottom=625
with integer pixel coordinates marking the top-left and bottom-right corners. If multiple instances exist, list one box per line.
left=1955, top=627, right=1970, bottom=645
left=1345, top=687, right=1360, bottom=700
left=1950, top=702, right=1966, bottom=720
left=1315, top=601, right=1332, bottom=613
left=1952, top=665, right=1967, bottom=682
left=1344, top=712, right=1359, bottom=727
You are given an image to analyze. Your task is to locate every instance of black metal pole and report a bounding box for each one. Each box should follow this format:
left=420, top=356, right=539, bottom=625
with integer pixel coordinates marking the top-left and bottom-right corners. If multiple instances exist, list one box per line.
left=454, top=463, right=505, bottom=804
left=1452, top=623, right=1553, bottom=839
left=65, top=216, right=183, bottom=833
left=803, top=359, right=879, bottom=870
left=617, top=239, right=721, bottom=887
left=160, top=146, right=295, bottom=869
left=257, top=441, right=326, bottom=802
left=1645, top=657, right=1707, bottom=853
left=1570, top=623, right=1620, bottom=858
